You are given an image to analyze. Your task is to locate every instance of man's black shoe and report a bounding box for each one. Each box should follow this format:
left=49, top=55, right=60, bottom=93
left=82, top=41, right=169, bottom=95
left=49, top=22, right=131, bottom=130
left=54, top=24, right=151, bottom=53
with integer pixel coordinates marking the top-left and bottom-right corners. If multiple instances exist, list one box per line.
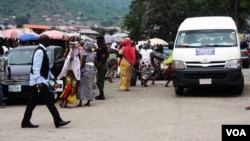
left=55, top=120, right=71, bottom=128
left=21, top=122, right=39, bottom=128
left=95, top=95, right=105, bottom=100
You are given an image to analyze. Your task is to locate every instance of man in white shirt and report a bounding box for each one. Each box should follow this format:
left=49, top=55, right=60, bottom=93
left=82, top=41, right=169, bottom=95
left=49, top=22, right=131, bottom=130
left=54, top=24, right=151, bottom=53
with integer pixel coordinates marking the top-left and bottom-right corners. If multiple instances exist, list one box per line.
left=21, top=35, right=71, bottom=128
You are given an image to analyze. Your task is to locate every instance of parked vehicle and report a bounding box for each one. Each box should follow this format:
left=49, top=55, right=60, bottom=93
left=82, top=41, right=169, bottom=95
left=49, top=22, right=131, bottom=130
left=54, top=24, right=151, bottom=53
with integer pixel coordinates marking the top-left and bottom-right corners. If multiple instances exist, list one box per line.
left=240, top=40, right=249, bottom=68
left=172, top=16, right=244, bottom=95
left=2, top=45, right=64, bottom=99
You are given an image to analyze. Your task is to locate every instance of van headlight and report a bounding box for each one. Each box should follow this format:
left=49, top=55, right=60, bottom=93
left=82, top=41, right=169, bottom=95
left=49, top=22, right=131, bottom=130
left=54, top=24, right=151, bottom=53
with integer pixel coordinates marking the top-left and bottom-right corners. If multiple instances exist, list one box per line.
left=172, top=60, right=185, bottom=70
left=225, top=59, right=241, bottom=68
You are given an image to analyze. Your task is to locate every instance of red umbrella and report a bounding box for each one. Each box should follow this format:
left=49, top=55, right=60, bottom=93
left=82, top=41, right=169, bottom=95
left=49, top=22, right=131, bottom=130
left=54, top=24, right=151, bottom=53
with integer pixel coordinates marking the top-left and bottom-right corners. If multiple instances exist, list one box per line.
left=40, top=30, right=64, bottom=40
left=2, top=28, right=24, bottom=39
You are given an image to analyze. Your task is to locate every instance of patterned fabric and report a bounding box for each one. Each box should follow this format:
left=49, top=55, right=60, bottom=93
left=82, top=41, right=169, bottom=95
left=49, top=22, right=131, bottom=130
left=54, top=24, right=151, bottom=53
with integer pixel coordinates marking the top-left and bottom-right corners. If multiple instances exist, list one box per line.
left=152, top=57, right=163, bottom=79
left=106, top=59, right=117, bottom=78
left=119, top=50, right=133, bottom=90
left=84, top=40, right=96, bottom=52
left=77, top=51, right=97, bottom=100
left=139, top=59, right=153, bottom=80
left=59, top=70, right=78, bottom=102
left=106, top=49, right=118, bottom=78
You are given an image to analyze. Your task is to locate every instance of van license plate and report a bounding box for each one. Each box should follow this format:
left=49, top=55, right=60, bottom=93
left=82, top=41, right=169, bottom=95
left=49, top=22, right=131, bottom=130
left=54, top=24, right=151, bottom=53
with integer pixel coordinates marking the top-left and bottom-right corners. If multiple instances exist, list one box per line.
left=8, top=85, right=21, bottom=92
left=199, top=78, right=212, bottom=85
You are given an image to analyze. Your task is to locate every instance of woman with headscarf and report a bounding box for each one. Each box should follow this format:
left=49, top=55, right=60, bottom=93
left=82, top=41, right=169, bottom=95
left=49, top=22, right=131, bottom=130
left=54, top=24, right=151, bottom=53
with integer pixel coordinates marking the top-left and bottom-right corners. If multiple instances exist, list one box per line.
left=139, top=42, right=154, bottom=87
left=118, top=39, right=136, bottom=91
left=77, top=40, right=98, bottom=106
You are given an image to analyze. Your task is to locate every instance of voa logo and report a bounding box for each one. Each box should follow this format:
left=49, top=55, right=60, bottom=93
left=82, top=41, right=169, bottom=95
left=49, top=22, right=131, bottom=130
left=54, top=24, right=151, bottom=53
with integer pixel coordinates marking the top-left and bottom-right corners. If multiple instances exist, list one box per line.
left=226, top=129, right=246, bottom=136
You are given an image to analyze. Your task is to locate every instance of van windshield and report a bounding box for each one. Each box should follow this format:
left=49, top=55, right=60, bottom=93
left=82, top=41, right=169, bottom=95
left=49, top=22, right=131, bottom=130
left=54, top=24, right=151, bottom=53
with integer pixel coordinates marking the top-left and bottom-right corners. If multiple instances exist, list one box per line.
left=175, top=29, right=237, bottom=48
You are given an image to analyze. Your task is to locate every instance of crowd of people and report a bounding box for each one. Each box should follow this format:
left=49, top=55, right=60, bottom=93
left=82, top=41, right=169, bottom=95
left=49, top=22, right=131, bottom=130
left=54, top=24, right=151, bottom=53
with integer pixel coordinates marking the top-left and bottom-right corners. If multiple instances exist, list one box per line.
left=0, top=33, right=174, bottom=128
left=0, top=34, right=174, bottom=109
left=33, top=34, right=173, bottom=109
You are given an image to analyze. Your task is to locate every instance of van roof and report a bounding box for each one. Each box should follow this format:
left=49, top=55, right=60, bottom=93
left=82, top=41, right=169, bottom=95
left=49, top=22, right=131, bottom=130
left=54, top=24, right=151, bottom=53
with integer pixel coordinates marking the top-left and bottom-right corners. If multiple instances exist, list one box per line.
left=178, top=16, right=237, bottom=31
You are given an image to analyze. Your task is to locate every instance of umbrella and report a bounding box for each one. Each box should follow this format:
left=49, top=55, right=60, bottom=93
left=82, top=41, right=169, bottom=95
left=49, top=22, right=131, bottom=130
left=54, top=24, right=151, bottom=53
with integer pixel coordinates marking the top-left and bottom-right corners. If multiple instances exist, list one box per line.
left=40, top=30, right=64, bottom=40
left=62, top=32, right=81, bottom=41
left=104, top=34, right=114, bottom=44
left=149, top=38, right=168, bottom=46
left=2, top=28, right=24, bottom=39
left=112, top=33, right=128, bottom=38
left=19, top=33, right=38, bottom=41
left=81, top=35, right=93, bottom=41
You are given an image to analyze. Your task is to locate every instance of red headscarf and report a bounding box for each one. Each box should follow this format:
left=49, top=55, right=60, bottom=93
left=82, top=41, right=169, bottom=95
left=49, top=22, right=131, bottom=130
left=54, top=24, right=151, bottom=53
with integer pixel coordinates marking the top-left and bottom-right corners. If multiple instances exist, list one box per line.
left=122, top=39, right=136, bottom=65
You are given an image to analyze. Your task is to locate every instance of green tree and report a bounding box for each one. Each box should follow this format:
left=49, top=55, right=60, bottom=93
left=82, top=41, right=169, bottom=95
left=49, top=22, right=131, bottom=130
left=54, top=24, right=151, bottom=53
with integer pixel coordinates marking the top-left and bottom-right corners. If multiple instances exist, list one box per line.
left=15, top=15, right=29, bottom=28
left=123, top=0, right=146, bottom=41
left=123, top=0, right=250, bottom=41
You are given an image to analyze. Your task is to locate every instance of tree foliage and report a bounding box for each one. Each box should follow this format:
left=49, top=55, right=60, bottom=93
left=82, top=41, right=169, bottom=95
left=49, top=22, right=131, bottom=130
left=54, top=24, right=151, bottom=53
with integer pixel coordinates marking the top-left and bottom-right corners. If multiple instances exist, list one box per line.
left=123, top=0, right=250, bottom=41
left=0, top=0, right=131, bottom=26
left=15, top=15, right=29, bottom=28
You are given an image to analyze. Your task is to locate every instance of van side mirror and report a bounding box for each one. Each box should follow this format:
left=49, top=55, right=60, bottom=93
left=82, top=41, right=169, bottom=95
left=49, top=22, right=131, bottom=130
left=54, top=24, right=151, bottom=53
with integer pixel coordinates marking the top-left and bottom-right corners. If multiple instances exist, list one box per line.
left=168, top=41, right=174, bottom=50
left=240, top=40, right=248, bottom=49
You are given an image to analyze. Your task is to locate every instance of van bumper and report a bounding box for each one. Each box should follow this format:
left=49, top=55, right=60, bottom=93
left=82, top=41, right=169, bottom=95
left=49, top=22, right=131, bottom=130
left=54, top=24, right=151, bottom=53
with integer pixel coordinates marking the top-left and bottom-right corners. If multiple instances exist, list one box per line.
left=172, top=68, right=243, bottom=87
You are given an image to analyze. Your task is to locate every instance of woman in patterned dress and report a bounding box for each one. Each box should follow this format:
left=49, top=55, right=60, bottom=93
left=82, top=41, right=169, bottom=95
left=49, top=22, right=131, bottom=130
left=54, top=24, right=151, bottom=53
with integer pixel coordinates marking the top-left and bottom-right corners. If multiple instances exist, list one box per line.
left=139, top=43, right=154, bottom=87
left=77, top=41, right=97, bottom=107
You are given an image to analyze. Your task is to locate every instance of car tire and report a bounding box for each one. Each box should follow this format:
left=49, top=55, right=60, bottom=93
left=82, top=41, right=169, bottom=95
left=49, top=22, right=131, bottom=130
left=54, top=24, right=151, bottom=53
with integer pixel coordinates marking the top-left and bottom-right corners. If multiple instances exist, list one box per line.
left=175, top=86, right=184, bottom=95
left=234, top=74, right=244, bottom=95
left=245, top=63, right=249, bottom=68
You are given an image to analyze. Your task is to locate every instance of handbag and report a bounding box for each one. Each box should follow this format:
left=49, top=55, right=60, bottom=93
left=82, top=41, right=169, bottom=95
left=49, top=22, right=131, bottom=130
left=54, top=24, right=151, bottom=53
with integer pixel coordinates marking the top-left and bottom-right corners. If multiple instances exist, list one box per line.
left=67, top=94, right=77, bottom=104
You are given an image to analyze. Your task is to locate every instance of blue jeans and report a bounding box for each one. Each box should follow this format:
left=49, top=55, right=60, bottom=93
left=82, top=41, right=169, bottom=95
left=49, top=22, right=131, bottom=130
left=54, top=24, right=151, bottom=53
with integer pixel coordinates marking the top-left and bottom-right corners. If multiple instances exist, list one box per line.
left=0, top=84, right=4, bottom=104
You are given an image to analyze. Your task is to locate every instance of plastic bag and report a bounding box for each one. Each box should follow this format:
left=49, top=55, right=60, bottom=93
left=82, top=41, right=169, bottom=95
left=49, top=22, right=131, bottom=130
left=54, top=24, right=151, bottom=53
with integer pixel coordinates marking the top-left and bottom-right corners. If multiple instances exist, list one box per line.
left=67, top=94, right=77, bottom=104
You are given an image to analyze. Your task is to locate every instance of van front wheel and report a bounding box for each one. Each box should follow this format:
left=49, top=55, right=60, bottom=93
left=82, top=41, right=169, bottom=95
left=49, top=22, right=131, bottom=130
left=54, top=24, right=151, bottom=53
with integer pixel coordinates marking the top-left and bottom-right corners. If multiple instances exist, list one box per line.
left=234, top=75, right=244, bottom=95
left=175, top=87, right=184, bottom=95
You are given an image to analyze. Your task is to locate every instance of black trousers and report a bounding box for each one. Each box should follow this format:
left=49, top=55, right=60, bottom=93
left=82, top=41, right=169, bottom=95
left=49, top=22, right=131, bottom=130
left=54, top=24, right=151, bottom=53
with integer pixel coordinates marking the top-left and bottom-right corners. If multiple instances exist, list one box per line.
left=96, top=63, right=108, bottom=96
left=22, top=83, right=62, bottom=125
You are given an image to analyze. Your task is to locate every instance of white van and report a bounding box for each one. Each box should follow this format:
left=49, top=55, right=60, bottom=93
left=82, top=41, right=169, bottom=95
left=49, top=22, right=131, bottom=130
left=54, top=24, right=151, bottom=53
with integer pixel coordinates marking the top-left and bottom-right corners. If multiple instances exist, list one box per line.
left=172, top=16, right=244, bottom=95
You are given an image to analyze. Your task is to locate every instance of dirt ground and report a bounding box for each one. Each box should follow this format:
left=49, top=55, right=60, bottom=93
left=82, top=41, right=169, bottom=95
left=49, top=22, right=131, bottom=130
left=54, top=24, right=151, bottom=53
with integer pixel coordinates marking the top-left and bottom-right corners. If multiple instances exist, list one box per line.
left=1, top=69, right=250, bottom=141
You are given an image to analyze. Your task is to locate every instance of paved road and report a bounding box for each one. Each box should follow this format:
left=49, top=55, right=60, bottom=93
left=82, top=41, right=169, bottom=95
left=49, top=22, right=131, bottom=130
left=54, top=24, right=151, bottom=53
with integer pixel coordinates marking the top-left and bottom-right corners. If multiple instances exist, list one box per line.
left=1, top=69, right=250, bottom=141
